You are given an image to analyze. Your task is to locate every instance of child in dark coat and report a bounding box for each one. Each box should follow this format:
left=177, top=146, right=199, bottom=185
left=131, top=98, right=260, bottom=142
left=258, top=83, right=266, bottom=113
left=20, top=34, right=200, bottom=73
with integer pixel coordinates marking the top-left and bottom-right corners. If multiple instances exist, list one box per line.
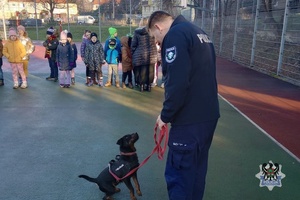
left=56, top=31, right=75, bottom=88
left=84, top=32, right=105, bottom=87
left=67, top=32, right=78, bottom=85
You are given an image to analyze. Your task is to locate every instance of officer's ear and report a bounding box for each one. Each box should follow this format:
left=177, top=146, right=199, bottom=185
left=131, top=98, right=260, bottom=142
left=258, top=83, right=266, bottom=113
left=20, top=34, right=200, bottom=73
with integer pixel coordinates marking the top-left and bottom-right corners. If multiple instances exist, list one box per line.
left=154, top=24, right=163, bottom=33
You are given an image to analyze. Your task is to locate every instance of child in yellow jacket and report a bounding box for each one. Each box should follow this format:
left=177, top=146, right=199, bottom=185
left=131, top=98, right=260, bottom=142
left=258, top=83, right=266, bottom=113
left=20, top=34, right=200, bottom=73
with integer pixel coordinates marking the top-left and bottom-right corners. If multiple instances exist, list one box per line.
left=3, top=29, right=27, bottom=89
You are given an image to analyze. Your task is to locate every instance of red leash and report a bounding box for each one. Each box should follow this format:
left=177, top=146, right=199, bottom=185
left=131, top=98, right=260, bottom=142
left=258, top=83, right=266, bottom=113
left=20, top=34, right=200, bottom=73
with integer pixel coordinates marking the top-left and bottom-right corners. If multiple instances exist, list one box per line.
left=109, top=124, right=169, bottom=182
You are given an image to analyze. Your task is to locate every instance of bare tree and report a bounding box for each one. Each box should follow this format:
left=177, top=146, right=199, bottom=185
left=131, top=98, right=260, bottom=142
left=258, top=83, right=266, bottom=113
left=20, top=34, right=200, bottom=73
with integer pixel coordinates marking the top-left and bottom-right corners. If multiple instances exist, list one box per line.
left=39, top=0, right=76, bottom=21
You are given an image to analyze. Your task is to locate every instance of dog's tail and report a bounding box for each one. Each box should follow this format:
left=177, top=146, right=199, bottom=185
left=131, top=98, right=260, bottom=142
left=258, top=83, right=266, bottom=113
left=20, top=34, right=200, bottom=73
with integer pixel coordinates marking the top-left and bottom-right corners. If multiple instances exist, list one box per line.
left=78, top=175, right=97, bottom=183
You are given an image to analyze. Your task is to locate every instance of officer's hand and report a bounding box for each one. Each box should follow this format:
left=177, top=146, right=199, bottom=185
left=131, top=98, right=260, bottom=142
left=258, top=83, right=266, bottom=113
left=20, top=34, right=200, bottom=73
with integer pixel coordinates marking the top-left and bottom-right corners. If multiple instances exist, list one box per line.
left=156, top=115, right=166, bottom=130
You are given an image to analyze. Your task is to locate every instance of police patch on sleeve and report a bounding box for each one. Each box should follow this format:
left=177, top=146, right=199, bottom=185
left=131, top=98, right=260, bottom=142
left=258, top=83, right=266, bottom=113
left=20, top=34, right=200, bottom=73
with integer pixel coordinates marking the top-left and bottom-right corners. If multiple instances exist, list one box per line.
left=165, top=46, right=176, bottom=63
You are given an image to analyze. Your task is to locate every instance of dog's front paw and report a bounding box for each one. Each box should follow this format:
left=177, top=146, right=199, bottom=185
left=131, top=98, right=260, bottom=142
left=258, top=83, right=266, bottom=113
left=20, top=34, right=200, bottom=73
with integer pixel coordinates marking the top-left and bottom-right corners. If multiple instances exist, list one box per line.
left=136, top=190, right=142, bottom=196
left=103, top=195, right=114, bottom=200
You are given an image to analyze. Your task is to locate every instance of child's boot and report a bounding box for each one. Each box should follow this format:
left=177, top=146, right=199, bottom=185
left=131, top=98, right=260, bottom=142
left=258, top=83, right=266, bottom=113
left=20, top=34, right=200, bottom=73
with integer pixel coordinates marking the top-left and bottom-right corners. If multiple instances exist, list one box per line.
left=122, top=82, right=126, bottom=89
left=116, top=81, right=120, bottom=88
left=87, top=78, right=93, bottom=87
left=0, top=79, right=4, bottom=86
left=13, top=82, right=19, bottom=89
left=71, top=77, right=75, bottom=85
left=98, top=77, right=103, bottom=87
left=20, top=81, right=28, bottom=89
left=104, top=81, right=111, bottom=87
left=128, top=82, right=133, bottom=89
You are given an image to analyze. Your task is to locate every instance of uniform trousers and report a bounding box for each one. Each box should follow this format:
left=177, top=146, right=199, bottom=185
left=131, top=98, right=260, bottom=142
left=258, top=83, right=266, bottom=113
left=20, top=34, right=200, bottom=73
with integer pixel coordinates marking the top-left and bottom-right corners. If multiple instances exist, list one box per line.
left=165, top=119, right=218, bottom=200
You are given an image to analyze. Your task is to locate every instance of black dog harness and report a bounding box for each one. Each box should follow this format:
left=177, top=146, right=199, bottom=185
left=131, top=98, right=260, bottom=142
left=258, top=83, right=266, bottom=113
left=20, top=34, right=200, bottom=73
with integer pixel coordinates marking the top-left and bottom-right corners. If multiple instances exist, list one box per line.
left=108, top=153, right=139, bottom=182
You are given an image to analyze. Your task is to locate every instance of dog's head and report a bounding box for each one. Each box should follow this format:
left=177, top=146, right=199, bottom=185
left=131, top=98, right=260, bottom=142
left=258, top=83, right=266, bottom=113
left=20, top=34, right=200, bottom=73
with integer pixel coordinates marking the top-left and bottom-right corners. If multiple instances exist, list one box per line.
left=117, top=132, right=139, bottom=153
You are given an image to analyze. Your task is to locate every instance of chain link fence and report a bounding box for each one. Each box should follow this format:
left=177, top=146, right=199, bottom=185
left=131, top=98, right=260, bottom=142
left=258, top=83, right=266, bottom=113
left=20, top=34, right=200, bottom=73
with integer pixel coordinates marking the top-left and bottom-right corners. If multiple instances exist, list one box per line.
left=183, top=0, right=300, bottom=86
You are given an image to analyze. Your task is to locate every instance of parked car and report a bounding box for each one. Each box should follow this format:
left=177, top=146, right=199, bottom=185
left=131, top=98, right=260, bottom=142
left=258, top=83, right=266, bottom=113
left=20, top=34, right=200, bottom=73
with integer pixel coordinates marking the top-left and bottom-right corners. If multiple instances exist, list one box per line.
left=21, top=19, right=42, bottom=27
left=0, top=19, right=10, bottom=26
left=75, top=15, right=95, bottom=24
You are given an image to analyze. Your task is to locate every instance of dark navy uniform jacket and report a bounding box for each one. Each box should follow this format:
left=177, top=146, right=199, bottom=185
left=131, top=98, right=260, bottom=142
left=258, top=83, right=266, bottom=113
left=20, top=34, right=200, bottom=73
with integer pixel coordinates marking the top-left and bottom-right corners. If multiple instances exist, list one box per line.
left=160, top=15, right=220, bottom=126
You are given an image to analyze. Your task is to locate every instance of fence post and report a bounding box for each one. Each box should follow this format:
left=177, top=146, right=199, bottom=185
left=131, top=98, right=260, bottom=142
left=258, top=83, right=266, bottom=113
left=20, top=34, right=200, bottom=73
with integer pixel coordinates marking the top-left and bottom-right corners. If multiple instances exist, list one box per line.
left=232, top=0, right=240, bottom=61
left=250, top=0, right=260, bottom=67
left=219, top=0, right=224, bottom=55
left=201, top=0, right=206, bottom=30
left=211, top=0, right=218, bottom=43
left=277, top=0, right=290, bottom=75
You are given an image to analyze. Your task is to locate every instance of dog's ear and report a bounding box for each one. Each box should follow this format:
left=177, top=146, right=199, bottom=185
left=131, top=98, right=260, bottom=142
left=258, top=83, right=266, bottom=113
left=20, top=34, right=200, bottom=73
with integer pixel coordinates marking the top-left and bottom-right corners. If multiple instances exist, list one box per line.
left=117, top=138, right=123, bottom=146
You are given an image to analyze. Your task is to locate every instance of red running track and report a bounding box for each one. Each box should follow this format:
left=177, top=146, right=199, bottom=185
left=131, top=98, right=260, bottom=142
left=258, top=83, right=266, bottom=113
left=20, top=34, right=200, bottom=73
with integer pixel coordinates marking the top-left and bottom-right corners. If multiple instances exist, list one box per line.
left=216, top=57, right=300, bottom=161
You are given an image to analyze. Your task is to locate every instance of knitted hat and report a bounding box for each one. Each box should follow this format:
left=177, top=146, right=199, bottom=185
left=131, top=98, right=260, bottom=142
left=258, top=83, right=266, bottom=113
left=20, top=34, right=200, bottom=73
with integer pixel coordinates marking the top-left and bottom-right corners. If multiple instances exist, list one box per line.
left=90, top=32, right=97, bottom=38
left=8, top=29, right=17, bottom=37
left=67, top=32, right=72, bottom=39
left=60, top=31, right=67, bottom=40
left=17, top=25, right=26, bottom=32
left=47, top=27, right=55, bottom=35
left=108, top=27, right=117, bottom=37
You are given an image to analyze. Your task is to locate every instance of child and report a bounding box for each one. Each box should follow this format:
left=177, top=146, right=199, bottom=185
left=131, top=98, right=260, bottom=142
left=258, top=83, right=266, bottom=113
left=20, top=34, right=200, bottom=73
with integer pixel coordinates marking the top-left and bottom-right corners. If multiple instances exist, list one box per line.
left=104, top=38, right=120, bottom=88
left=43, top=27, right=59, bottom=81
left=120, top=35, right=133, bottom=89
left=17, top=25, right=35, bottom=85
left=56, top=31, right=74, bottom=88
left=3, top=29, right=27, bottom=89
left=104, top=27, right=121, bottom=88
left=0, top=38, right=3, bottom=86
left=80, top=30, right=92, bottom=85
left=84, top=32, right=105, bottom=87
left=67, top=32, right=78, bottom=85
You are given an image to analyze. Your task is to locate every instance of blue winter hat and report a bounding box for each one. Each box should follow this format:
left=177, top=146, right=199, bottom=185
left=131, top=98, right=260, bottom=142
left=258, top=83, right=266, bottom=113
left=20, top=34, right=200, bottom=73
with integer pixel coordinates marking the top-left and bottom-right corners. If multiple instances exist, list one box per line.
left=47, top=27, right=55, bottom=35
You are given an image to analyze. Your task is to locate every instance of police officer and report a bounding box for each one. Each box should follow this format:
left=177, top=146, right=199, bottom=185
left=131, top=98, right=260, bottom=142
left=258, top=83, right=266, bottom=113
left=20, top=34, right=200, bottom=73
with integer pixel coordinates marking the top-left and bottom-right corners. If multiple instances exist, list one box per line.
left=148, top=11, right=220, bottom=200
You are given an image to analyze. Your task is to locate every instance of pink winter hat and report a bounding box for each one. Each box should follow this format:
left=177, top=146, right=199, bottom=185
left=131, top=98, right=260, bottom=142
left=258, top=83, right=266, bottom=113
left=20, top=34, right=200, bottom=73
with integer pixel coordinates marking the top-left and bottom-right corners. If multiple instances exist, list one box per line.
left=60, top=31, right=67, bottom=40
left=9, top=29, right=17, bottom=37
left=17, top=25, right=26, bottom=32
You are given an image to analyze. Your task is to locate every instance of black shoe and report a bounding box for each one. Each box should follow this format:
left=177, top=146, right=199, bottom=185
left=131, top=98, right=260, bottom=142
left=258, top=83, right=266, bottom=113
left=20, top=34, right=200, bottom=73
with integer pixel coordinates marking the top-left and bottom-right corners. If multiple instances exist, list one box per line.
left=46, top=77, right=55, bottom=81
left=0, top=79, right=4, bottom=86
left=54, top=78, right=58, bottom=82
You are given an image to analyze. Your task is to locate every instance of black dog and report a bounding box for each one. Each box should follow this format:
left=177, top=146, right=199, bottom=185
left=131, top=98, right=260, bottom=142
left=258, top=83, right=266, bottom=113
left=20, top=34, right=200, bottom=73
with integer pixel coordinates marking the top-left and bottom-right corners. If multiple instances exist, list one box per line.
left=79, top=133, right=142, bottom=200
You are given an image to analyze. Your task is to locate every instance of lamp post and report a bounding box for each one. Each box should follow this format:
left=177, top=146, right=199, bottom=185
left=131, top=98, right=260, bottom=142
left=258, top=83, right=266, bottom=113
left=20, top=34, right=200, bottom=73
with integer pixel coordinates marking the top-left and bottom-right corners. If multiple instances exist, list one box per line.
left=112, top=0, right=115, bottom=20
left=67, top=0, right=70, bottom=31
left=0, top=0, right=7, bottom=40
left=130, top=0, right=132, bottom=34
left=98, top=0, right=101, bottom=41
left=34, top=0, right=39, bottom=40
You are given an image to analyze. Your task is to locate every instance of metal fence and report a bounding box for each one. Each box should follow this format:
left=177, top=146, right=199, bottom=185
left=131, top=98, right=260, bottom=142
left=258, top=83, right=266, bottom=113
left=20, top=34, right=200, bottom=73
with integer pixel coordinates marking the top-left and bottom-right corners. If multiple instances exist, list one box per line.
left=184, top=0, right=300, bottom=86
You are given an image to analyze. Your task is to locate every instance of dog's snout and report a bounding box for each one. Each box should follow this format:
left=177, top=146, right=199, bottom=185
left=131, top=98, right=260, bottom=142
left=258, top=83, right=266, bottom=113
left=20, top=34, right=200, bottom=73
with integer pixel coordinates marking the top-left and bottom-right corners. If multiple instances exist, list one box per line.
left=132, top=132, right=139, bottom=140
